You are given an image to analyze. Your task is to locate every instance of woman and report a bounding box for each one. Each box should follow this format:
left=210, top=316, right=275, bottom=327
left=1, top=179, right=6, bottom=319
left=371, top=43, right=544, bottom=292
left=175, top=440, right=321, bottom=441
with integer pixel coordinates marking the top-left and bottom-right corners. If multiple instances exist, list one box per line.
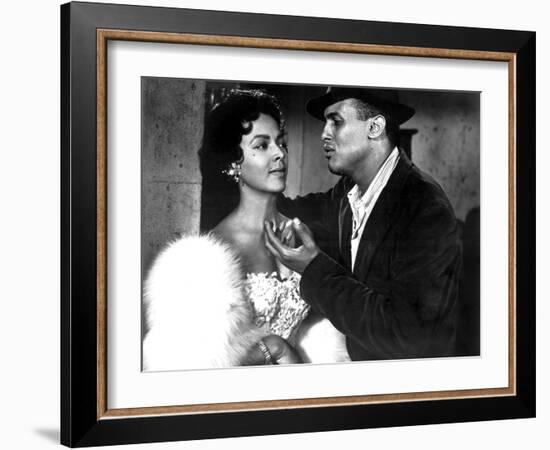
left=143, top=89, right=348, bottom=371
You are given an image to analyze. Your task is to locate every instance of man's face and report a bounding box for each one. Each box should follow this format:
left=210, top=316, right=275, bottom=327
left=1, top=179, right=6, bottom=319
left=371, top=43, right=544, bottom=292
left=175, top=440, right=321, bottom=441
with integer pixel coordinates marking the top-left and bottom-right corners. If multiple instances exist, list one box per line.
left=321, top=99, right=370, bottom=176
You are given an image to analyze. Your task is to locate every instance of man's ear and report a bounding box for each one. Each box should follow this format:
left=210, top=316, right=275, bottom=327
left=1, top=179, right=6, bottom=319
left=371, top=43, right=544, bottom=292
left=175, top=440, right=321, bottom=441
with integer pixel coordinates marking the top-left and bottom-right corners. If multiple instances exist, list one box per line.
left=367, top=115, right=386, bottom=139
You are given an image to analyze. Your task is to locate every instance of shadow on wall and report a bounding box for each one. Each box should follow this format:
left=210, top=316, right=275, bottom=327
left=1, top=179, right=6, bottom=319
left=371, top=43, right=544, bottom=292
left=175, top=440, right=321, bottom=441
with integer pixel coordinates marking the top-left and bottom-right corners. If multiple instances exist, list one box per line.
left=456, top=206, right=481, bottom=356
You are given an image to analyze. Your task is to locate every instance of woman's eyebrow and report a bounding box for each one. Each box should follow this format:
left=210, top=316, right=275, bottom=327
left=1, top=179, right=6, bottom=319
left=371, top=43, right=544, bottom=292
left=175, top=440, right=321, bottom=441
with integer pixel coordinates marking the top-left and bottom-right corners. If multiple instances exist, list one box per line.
left=250, top=134, right=270, bottom=141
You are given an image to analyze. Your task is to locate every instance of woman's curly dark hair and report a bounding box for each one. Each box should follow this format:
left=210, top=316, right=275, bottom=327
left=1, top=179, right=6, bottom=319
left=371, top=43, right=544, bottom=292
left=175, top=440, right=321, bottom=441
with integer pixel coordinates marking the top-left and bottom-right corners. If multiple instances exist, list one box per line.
left=199, top=89, right=286, bottom=231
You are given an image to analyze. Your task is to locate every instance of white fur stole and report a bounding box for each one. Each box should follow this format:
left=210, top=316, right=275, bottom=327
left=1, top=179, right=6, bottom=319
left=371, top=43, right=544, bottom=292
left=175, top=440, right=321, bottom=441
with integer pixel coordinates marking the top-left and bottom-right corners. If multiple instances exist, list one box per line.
left=142, top=234, right=264, bottom=371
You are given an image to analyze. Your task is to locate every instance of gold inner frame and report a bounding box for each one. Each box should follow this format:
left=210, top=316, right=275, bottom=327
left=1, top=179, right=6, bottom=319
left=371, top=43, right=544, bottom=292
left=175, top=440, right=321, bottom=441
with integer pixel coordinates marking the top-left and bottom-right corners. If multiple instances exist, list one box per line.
left=96, top=29, right=517, bottom=419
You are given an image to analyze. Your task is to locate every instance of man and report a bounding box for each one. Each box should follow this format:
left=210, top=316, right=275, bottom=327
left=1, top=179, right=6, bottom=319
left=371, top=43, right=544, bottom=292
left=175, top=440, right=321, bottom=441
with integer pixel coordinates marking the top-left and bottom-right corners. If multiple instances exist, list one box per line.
left=266, top=86, right=461, bottom=360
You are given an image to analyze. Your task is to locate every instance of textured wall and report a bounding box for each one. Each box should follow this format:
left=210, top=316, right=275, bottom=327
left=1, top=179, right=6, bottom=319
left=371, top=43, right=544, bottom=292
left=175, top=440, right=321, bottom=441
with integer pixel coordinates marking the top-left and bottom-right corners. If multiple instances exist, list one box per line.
left=401, top=90, right=480, bottom=221
left=141, top=77, right=205, bottom=275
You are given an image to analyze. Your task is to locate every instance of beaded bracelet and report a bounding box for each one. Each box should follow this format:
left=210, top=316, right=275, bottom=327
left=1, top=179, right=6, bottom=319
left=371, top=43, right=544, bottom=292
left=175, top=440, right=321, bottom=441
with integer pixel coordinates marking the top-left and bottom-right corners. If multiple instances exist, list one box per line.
left=257, top=339, right=273, bottom=365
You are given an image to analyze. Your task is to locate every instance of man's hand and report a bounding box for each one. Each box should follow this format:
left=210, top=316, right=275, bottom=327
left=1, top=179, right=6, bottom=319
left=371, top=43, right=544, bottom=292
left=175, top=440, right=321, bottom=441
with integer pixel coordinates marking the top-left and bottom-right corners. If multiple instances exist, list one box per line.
left=264, top=218, right=320, bottom=274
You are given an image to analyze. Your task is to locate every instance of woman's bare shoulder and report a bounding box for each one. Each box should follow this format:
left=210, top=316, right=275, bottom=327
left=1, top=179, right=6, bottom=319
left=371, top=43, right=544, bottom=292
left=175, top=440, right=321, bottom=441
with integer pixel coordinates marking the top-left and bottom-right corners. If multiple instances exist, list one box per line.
left=211, top=219, right=232, bottom=243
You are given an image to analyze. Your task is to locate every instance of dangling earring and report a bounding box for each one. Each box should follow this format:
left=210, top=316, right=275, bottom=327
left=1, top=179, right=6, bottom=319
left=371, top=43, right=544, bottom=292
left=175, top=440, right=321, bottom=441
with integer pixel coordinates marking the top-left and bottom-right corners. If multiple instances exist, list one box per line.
left=223, top=161, right=242, bottom=184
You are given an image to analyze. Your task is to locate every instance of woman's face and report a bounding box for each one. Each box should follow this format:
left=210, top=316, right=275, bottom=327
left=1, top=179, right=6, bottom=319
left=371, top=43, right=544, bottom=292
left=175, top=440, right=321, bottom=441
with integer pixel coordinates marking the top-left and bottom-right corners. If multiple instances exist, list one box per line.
left=239, top=113, right=288, bottom=194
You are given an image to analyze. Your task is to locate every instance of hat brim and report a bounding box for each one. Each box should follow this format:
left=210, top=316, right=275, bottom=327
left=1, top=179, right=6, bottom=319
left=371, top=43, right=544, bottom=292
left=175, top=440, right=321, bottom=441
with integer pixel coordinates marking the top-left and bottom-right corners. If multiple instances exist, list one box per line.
left=306, top=91, right=415, bottom=125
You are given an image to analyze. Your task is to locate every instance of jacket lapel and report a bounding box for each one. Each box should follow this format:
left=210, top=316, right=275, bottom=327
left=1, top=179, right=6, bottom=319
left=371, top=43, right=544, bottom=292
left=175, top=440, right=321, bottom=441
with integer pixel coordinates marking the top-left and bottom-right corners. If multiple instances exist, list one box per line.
left=353, top=150, right=413, bottom=276
left=334, top=177, right=354, bottom=269
left=338, top=202, right=353, bottom=269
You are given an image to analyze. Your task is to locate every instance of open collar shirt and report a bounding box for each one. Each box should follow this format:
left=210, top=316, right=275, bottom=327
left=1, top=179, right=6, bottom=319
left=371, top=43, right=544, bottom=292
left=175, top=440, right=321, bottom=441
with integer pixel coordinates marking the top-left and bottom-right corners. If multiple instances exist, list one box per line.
left=347, top=147, right=400, bottom=271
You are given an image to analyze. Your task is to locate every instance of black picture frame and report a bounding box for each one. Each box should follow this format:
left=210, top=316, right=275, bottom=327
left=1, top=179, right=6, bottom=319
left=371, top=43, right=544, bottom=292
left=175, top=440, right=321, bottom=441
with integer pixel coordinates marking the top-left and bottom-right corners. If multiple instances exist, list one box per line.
left=61, top=1, right=535, bottom=447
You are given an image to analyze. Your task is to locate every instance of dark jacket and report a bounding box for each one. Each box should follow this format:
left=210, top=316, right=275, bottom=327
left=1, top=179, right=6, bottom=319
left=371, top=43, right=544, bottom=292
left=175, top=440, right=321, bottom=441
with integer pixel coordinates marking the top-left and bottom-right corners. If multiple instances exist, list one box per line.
left=278, top=152, right=461, bottom=360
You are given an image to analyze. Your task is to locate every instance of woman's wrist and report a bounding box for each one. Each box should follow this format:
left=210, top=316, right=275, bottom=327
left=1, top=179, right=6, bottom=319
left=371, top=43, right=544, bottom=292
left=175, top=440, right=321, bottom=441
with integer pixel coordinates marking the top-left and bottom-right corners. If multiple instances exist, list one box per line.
left=257, top=339, right=274, bottom=364
left=244, top=335, right=302, bottom=366
left=261, top=335, right=285, bottom=361
left=262, top=335, right=302, bottom=364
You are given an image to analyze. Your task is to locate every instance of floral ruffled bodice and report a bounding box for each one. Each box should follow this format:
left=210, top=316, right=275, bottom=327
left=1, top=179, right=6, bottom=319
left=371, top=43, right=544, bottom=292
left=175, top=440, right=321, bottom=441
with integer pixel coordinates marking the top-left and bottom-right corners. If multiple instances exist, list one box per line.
left=244, top=271, right=310, bottom=342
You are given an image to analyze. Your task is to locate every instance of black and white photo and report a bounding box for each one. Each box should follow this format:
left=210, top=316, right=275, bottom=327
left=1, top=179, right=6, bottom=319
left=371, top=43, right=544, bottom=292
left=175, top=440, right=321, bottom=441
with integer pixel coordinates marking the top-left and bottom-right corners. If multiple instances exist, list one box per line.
left=141, top=78, right=481, bottom=371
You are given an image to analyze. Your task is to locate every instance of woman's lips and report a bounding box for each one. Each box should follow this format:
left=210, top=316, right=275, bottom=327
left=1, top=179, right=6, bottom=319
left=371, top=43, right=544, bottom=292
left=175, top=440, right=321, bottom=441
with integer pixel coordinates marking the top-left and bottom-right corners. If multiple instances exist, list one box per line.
left=269, top=168, right=286, bottom=177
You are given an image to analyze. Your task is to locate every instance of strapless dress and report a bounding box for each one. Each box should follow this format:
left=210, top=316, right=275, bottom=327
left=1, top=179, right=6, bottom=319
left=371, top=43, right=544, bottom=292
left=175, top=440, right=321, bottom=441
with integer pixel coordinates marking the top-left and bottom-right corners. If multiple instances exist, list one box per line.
left=245, top=271, right=309, bottom=343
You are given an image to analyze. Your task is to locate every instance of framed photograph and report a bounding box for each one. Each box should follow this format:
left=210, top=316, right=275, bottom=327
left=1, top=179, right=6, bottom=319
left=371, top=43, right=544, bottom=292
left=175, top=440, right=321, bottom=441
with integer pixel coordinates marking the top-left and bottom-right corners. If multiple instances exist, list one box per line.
left=61, top=1, right=535, bottom=447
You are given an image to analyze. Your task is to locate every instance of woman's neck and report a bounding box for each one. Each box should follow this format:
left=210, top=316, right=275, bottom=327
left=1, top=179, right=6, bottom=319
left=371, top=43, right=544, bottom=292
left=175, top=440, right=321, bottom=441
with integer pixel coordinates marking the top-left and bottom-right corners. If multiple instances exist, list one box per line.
left=233, top=186, right=279, bottom=230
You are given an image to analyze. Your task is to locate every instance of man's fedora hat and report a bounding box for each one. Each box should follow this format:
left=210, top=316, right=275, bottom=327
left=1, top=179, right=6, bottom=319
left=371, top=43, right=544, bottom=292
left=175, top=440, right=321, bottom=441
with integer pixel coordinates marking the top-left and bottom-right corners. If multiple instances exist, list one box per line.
left=306, top=86, right=415, bottom=125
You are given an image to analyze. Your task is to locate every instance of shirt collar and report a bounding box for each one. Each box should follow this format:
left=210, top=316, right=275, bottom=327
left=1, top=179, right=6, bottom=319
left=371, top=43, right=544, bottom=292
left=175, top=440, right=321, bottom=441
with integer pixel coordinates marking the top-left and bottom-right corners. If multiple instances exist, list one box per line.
left=347, top=147, right=400, bottom=210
